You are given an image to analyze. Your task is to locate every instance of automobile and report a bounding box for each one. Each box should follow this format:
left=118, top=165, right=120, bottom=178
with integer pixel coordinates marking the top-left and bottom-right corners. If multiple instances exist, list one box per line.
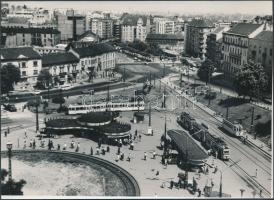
left=60, top=84, right=73, bottom=90
left=3, top=104, right=17, bottom=112
left=81, top=89, right=90, bottom=94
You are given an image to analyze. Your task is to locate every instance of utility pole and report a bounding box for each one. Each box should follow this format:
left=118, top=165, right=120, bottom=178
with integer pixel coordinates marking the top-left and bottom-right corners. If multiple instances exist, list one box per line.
left=36, top=94, right=39, bottom=133
left=123, top=66, right=126, bottom=82
left=180, top=73, right=182, bottom=88
left=251, top=106, right=255, bottom=139
left=163, top=114, right=167, bottom=157
left=185, top=136, right=189, bottom=181
left=208, top=69, right=211, bottom=106
left=163, top=86, right=166, bottom=108
left=219, top=171, right=223, bottom=197
left=149, top=71, right=152, bottom=86
left=226, top=107, right=229, bottom=120
left=149, top=102, right=151, bottom=127
left=153, top=73, right=156, bottom=86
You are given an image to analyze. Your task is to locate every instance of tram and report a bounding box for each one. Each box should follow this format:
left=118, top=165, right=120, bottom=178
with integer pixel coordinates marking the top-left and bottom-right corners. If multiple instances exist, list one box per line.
left=67, top=100, right=145, bottom=115
left=222, top=119, right=244, bottom=137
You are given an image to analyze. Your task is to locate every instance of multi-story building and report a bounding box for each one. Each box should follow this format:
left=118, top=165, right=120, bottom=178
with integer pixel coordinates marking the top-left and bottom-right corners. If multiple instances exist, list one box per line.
left=42, top=52, right=79, bottom=85
left=0, top=47, right=42, bottom=87
left=55, top=10, right=86, bottom=43
left=0, top=26, right=61, bottom=48
left=221, top=23, right=265, bottom=80
left=155, top=20, right=175, bottom=34
left=120, top=14, right=150, bottom=42
left=34, top=46, right=66, bottom=55
left=248, top=30, right=273, bottom=76
left=69, top=43, right=116, bottom=78
left=90, top=17, right=113, bottom=39
left=206, top=26, right=230, bottom=70
left=146, top=33, right=184, bottom=53
left=184, top=18, right=215, bottom=60
left=113, top=19, right=121, bottom=40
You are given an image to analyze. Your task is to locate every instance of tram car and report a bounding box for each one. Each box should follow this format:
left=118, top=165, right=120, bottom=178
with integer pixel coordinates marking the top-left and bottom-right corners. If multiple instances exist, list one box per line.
left=67, top=100, right=145, bottom=115
left=177, top=112, right=230, bottom=160
left=222, top=119, right=244, bottom=137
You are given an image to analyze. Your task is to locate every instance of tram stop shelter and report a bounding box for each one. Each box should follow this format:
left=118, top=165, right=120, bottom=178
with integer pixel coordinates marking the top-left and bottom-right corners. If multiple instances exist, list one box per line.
left=167, top=129, right=209, bottom=169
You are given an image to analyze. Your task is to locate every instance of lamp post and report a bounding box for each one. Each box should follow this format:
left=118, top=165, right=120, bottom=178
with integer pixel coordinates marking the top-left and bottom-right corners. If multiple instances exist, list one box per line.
left=6, top=142, right=13, bottom=182
left=240, top=188, right=245, bottom=198
left=35, top=94, right=39, bottom=133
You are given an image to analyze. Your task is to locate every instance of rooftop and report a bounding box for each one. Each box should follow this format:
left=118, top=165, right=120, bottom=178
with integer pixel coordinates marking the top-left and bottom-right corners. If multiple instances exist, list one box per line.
left=188, top=19, right=214, bottom=28
left=121, top=13, right=148, bottom=26
left=42, top=52, right=79, bottom=67
left=253, top=30, right=273, bottom=41
left=167, top=129, right=209, bottom=161
left=1, top=47, right=41, bottom=61
left=1, top=26, right=60, bottom=34
left=72, top=43, right=116, bottom=58
left=226, top=23, right=263, bottom=36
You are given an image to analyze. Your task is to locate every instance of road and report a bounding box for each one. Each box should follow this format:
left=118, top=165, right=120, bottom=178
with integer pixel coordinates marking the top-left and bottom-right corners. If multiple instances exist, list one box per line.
left=159, top=75, right=272, bottom=197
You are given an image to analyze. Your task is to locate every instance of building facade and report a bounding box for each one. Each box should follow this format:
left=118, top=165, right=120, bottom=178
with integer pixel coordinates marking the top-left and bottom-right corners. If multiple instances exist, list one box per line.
left=1, top=26, right=61, bottom=48
left=184, top=19, right=215, bottom=60
left=155, top=20, right=175, bottom=34
left=69, top=43, right=116, bottom=78
left=1, top=47, right=42, bottom=88
left=55, top=10, right=86, bottom=43
left=206, top=26, right=230, bottom=70
left=221, top=23, right=264, bottom=80
left=90, top=18, right=113, bottom=39
left=120, top=14, right=150, bottom=43
left=248, top=30, right=273, bottom=76
left=42, top=52, right=79, bottom=86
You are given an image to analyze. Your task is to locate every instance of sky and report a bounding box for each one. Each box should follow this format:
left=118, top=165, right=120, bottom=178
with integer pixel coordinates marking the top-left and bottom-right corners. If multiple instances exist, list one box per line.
left=5, top=1, right=272, bottom=15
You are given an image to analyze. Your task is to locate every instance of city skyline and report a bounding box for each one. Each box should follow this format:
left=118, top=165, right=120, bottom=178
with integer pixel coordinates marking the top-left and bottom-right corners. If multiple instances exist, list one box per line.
left=5, top=1, right=272, bottom=15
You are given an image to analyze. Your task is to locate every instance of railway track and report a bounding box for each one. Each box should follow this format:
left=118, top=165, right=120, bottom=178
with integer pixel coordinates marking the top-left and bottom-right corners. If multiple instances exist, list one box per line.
left=226, top=158, right=271, bottom=198
left=1, top=150, right=140, bottom=196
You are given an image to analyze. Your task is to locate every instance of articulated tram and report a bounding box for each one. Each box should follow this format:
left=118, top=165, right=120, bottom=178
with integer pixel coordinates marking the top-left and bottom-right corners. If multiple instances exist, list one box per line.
left=67, top=101, right=145, bottom=115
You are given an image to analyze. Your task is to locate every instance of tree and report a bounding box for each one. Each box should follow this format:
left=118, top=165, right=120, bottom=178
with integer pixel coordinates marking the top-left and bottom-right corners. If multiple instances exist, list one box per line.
left=1, top=64, right=21, bottom=94
left=36, top=69, right=52, bottom=89
left=234, top=60, right=268, bottom=101
left=1, top=169, right=26, bottom=195
left=197, top=59, right=214, bottom=84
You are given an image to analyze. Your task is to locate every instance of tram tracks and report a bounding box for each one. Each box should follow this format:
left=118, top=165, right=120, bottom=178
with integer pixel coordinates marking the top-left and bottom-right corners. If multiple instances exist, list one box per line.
left=225, top=158, right=271, bottom=198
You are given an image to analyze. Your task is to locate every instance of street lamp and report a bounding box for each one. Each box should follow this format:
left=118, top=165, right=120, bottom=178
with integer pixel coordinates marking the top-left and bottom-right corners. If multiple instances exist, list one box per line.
left=6, top=142, right=13, bottom=182
left=240, top=188, right=245, bottom=198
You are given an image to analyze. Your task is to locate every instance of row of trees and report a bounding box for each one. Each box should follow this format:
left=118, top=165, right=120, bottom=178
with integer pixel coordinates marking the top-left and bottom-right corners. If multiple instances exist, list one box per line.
left=196, top=59, right=269, bottom=101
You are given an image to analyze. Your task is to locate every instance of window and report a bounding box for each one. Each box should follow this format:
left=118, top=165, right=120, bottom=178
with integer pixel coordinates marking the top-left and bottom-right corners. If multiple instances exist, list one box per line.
left=22, top=62, right=26, bottom=68
left=33, top=61, right=38, bottom=67
left=22, top=71, right=27, bottom=76
left=33, top=70, right=38, bottom=75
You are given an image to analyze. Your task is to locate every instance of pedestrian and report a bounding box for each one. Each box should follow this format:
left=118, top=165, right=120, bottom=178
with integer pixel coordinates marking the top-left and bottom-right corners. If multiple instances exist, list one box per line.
left=117, top=147, right=121, bottom=155
left=156, top=171, right=159, bottom=176
left=96, top=147, right=100, bottom=155
left=48, top=140, right=51, bottom=150
left=205, top=166, right=209, bottom=174
left=255, top=169, right=258, bottom=178
left=33, top=139, right=36, bottom=149
left=106, top=146, right=110, bottom=152
left=90, top=147, right=93, bottom=155
left=198, top=189, right=201, bottom=197
left=153, top=151, right=156, bottom=159
left=116, top=154, right=120, bottom=162
left=25, top=129, right=27, bottom=137
left=211, top=179, right=214, bottom=187
left=30, top=140, right=33, bottom=147
left=23, top=140, right=26, bottom=149
left=170, top=180, right=174, bottom=189
left=133, top=135, right=136, bottom=140
left=214, top=166, right=218, bottom=173
left=151, top=130, right=154, bottom=136
left=259, top=189, right=262, bottom=197
left=4, top=131, right=7, bottom=137
left=215, top=151, right=218, bottom=159
left=144, top=152, right=147, bottom=160
left=135, top=130, right=137, bottom=137
left=139, top=134, right=142, bottom=141
left=57, top=144, right=60, bottom=150
left=127, top=153, right=131, bottom=162
left=120, top=153, right=124, bottom=161
left=102, top=148, right=106, bottom=155
left=129, top=134, right=132, bottom=140
left=63, top=143, right=67, bottom=150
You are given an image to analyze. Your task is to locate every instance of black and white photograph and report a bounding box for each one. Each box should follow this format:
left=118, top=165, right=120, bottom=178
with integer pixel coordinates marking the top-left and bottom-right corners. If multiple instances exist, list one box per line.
left=0, top=0, right=273, bottom=198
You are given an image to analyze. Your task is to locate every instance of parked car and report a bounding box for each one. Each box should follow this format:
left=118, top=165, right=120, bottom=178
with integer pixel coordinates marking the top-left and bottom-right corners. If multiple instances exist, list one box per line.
left=3, top=104, right=17, bottom=112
